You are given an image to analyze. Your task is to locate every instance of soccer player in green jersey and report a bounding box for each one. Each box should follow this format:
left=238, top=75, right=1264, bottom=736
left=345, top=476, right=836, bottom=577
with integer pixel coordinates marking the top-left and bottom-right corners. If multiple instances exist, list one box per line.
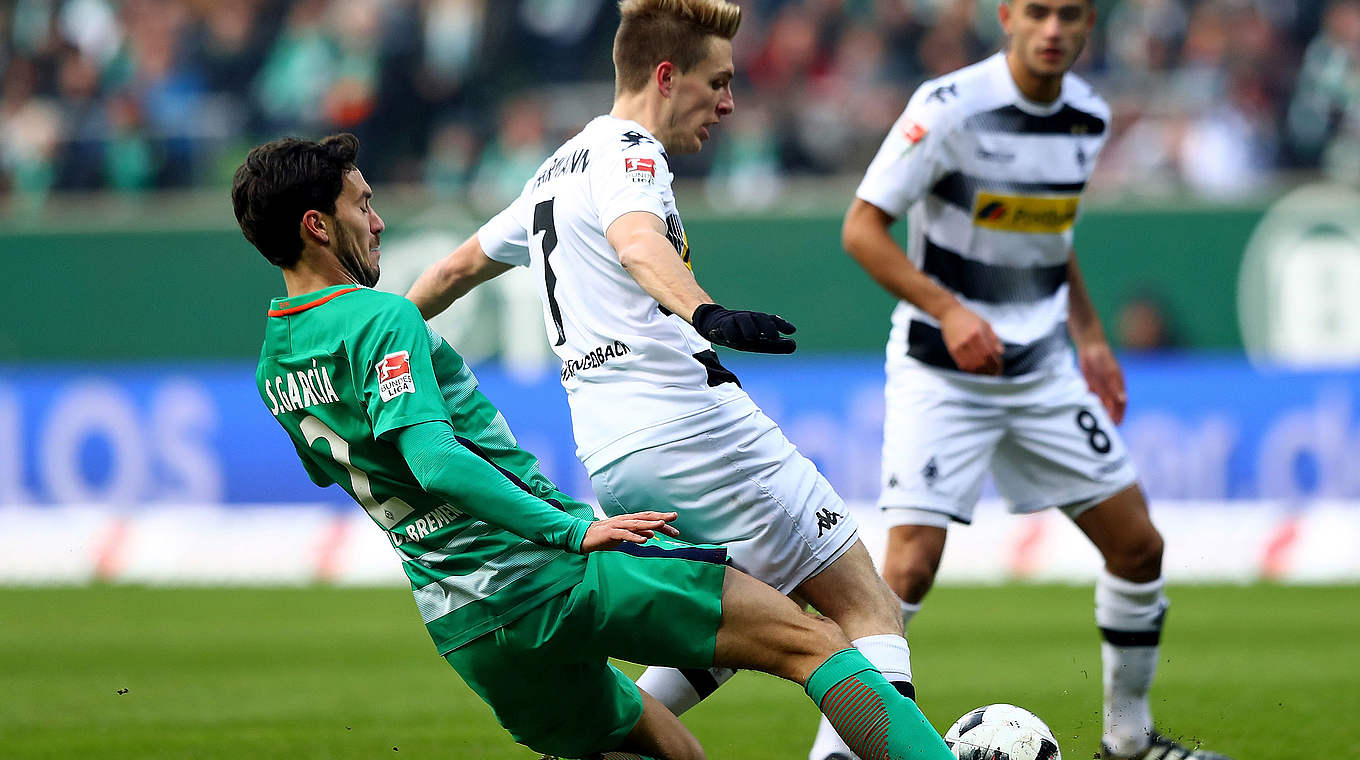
left=231, top=133, right=955, bottom=760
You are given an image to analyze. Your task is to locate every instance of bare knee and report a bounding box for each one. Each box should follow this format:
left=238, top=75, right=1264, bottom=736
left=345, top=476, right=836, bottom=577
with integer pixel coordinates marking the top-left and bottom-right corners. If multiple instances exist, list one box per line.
left=879, top=525, right=946, bottom=604
left=1106, top=528, right=1164, bottom=581
left=881, top=549, right=938, bottom=604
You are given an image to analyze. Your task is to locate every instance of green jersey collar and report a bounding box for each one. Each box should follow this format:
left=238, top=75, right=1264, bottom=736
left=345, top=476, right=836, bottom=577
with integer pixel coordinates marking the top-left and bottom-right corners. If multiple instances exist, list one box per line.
left=268, top=285, right=363, bottom=317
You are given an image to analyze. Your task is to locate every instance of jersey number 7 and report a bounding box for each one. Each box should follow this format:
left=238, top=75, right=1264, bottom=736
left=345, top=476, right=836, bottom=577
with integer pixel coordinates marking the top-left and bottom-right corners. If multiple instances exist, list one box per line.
left=533, top=199, right=568, bottom=347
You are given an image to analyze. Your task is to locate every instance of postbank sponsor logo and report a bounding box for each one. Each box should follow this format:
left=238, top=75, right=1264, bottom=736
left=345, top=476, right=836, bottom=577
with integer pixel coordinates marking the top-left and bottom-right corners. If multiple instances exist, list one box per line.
left=972, top=192, right=1080, bottom=234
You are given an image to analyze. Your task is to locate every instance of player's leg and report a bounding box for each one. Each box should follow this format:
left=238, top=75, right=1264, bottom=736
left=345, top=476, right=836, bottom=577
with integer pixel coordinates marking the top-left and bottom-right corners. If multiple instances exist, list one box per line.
left=444, top=589, right=705, bottom=760
left=809, top=387, right=999, bottom=760
left=1070, top=484, right=1169, bottom=758
left=609, top=689, right=706, bottom=760
left=794, top=538, right=913, bottom=690
left=592, top=407, right=910, bottom=724
left=583, top=535, right=953, bottom=760
left=880, top=521, right=949, bottom=608
left=714, top=566, right=954, bottom=760
left=806, top=517, right=948, bottom=760
left=990, top=381, right=1227, bottom=758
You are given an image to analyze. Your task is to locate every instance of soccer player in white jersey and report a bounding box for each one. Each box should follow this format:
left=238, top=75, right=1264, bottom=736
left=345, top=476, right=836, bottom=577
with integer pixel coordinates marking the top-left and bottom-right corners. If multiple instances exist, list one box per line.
left=408, top=0, right=924, bottom=740
left=824, top=2, right=1235, bottom=760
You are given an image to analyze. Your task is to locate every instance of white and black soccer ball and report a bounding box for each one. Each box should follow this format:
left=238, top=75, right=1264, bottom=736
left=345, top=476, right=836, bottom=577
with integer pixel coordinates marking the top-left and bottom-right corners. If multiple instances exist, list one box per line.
left=943, top=703, right=1061, bottom=760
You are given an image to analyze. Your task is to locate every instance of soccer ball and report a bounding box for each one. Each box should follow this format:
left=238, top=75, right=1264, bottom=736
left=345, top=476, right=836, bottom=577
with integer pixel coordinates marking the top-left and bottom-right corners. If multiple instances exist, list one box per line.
left=943, top=703, right=1061, bottom=760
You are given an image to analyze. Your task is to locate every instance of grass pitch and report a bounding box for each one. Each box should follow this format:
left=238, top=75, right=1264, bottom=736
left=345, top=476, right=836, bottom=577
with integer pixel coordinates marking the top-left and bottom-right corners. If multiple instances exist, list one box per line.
left=0, top=584, right=1352, bottom=759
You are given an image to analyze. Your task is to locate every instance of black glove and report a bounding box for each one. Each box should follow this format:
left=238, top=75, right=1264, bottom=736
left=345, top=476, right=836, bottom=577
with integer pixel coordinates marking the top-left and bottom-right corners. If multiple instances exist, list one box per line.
left=691, top=303, right=797, bottom=354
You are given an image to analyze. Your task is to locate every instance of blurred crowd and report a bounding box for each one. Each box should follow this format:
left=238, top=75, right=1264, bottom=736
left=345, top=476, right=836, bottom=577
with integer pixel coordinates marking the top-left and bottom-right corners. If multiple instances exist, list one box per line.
left=3, top=0, right=1360, bottom=211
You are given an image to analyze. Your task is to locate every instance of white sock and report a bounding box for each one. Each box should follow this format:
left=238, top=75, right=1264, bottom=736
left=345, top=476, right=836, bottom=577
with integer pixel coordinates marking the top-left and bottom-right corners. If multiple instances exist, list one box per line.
left=634, top=666, right=735, bottom=716
left=1095, top=570, right=1168, bottom=755
left=900, top=599, right=922, bottom=629
left=808, top=634, right=913, bottom=760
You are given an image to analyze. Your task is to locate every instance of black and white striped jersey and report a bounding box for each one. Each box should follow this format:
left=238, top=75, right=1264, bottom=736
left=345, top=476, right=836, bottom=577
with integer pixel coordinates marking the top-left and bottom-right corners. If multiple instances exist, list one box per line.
left=856, top=52, right=1110, bottom=382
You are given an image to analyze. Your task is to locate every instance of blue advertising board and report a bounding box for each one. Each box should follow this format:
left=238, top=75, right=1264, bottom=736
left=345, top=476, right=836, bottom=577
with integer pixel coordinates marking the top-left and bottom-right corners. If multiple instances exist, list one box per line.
left=1, top=356, right=1357, bottom=508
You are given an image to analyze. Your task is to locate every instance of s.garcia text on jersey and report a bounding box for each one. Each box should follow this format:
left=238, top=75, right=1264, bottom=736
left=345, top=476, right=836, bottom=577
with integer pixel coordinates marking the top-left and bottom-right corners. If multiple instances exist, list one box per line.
left=263, top=360, right=340, bottom=416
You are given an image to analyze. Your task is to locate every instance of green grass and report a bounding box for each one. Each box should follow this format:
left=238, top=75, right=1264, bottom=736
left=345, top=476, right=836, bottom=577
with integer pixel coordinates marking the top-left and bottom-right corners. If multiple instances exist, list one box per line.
left=0, top=585, right=1352, bottom=759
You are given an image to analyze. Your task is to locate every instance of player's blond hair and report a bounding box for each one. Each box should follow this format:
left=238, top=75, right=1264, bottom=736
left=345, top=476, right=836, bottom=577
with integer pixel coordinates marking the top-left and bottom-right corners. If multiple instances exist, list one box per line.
left=613, top=0, right=741, bottom=95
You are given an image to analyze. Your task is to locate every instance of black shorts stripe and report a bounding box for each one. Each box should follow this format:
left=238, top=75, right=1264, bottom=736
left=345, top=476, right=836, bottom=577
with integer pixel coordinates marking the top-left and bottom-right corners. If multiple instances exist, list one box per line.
left=923, top=238, right=1068, bottom=304
left=964, top=104, right=1107, bottom=136
left=679, top=668, right=722, bottom=700
left=931, top=171, right=1087, bottom=212
left=906, top=320, right=1069, bottom=377
left=1099, top=626, right=1163, bottom=647
left=612, top=540, right=729, bottom=566
left=692, top=349, right=741, bottom=388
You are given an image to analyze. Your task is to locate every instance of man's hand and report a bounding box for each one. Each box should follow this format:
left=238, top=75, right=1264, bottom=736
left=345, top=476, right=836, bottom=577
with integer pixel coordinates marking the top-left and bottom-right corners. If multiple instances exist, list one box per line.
left=1077, top=342, right=1127, bottom=424
left=579, top=511, right=681, bottom=553
left=691, top=303, right=797, bottom=354
left=940, top=304, right=1004, bottom=375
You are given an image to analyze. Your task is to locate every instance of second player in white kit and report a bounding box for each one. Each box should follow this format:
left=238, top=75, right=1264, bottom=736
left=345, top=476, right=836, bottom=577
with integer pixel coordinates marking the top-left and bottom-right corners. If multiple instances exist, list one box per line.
left=824, top=3, right=1235, bottom=760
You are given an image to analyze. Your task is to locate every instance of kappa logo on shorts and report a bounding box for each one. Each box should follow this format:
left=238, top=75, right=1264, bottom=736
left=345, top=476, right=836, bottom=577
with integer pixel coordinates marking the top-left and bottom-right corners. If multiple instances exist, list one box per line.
left=814, top=508, right=842, bottom=537
left=375, top=351, right=416, bottom=402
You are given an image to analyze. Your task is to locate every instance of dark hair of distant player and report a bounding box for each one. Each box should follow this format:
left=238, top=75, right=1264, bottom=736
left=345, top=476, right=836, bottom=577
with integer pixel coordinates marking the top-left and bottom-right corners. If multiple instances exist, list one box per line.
left=613, top=0, right=741, bottom=95
left=232, top=133, right=360, bottom=268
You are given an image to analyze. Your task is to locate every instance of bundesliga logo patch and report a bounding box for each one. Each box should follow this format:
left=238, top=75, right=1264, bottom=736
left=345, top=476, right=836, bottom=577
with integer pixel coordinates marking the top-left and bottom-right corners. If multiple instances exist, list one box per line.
left=899, top=120, right=928, bottom=144
left=624, top=157, right=656, bottom=184
left=376, top=351, right=416, bottom=402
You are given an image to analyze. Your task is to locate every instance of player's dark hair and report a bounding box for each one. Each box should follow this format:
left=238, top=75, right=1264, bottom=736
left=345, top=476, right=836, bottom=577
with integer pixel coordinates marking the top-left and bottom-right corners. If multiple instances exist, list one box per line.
left=614, top=0, right=741, bottom=95
left=231, top=133, right=360, bottom=268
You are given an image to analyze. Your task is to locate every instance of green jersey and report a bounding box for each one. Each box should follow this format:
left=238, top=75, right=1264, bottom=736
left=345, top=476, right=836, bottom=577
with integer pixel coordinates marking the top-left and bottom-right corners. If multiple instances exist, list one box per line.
left=256, top=285, right=594, bottom=653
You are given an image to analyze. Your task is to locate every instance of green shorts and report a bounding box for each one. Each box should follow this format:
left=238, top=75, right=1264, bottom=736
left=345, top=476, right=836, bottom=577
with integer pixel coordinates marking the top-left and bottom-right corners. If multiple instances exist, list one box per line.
left=444, top=536, right=728, bottom=758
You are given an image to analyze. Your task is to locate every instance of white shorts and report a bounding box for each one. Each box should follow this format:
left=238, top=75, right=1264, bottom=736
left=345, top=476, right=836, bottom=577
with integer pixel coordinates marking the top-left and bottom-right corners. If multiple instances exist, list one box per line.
left=879, top=364, right=1139, bottom=527
left=590, top=405, right=860, bottom=594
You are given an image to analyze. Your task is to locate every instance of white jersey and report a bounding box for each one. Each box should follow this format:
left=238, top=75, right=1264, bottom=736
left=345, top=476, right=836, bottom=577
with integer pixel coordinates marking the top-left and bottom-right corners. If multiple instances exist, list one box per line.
left=478, top=115, right=749, bottom=470
left=856, top=52, right=1110, bottom=392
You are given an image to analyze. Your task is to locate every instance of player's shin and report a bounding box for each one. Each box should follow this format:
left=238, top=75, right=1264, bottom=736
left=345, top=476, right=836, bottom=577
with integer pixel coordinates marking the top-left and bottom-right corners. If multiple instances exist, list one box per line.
left=810, top=633, right=915, bottom=760
left=804, top=649, right=951, bottom=760
left=635, top=666, right=736, bottom=716
left=1095, top=569, right=1168, bottom=756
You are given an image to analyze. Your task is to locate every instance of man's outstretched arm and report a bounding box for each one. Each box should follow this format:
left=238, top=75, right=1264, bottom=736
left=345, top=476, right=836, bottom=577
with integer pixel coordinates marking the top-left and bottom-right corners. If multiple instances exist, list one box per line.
left=406, top=235, right=513, bottom=320
left=608, top=211, right=796, bottom=354
left=395, top=420, right=676, bottom=552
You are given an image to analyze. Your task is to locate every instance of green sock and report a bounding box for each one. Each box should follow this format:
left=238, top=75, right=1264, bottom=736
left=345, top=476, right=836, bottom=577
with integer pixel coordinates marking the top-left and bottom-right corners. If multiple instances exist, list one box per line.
left=804, top=648, right=954, bottom=760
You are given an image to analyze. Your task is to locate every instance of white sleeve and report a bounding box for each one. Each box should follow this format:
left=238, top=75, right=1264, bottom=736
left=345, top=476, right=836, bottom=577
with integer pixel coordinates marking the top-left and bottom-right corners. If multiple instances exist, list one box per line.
left=855, top=84, right=955, bottom=218
left=477, top=194, right=532, bottom=267
left=595, top=140, right=669, bottom=232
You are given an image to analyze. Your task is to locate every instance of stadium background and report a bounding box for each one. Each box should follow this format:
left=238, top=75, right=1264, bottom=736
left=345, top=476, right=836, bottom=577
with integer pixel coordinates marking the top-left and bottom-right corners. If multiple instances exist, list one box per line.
left=1, top=1, right=1358, bottom=758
